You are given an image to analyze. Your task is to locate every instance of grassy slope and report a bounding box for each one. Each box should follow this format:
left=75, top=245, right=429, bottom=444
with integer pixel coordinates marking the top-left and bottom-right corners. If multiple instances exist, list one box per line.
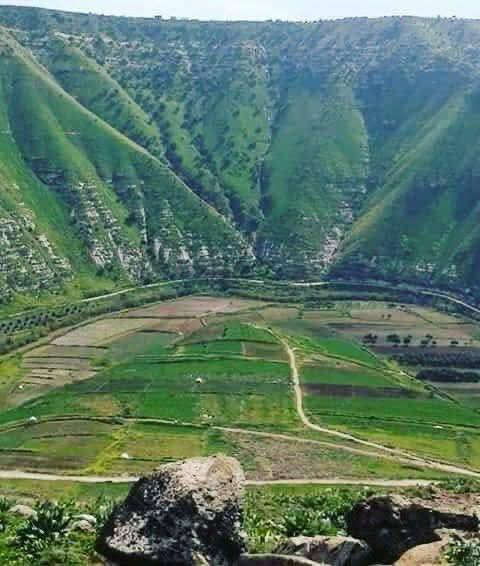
left=200, top=48, right=271, bottom=214
left=347, top=84, right=479, bottom=282
left=36, top=36, right=165, bottom=162
left=2, top=10, right=480, bottom=292
left=259, top=83, right=368, bottom=275
left=0, top=28, right=250, bottom=294
left=0, top=32, right=112, bottom=300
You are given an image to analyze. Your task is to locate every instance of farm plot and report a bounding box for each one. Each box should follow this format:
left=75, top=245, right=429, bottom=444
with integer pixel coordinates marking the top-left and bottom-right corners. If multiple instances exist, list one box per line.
left=94, top=423, right=234, bottom=475
left=3, top=294, right=480, bottom=479
left=120, top=296, right=263, bottom=318
left=429, top=382, right=480, bottom=411
left=9, top=304, right=281, bottom=412
left=0, top=419, right=442, bottom=480
left=243, top=342, right=287, bottom=361
left=319, top=301, right=480, bottom=349
left=258, top=306, right=300, bottom=322
left=294, top=328, right=480, bottom=469
left=180, top=340, right=244, bottom=356
left=0, top=419, right=118, bottom=472
left=52, top=318, right=165, bottom=346
left=0, top=357, right=299, bottom=432
left=225, top=432, right=447, bottom=481
left=301, top=363, right=401, bottom=389
left=14, top=345, right=105, bottom=405
left=174, top=322, right=284, bottom=360
left=106, top=331, right=178, bottom=362
left=340, top=324, right=478, bottom=348
left=315, top=412, right=480, bottom=469
left=303, top=393, right=480, bottom=468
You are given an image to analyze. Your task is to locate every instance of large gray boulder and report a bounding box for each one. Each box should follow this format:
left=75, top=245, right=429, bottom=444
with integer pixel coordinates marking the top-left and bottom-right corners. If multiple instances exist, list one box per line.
left=96, top=455, right=246, bottom=565
left=346, top=495, right=479, bottom=564
left=275, top=535, right=372, bottom=566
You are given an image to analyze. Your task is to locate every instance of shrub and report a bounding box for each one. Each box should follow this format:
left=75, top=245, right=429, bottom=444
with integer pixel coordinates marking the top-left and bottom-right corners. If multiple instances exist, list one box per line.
left=14, top=500, right=73, bottom=555
left=446, top=539, right=480, bottom=565
left=0, top=497, right=13, bottom=533
left=438, top=478, right=480, bottom=494
left=244, top=488, right=374, bottom=553
left=86, top=495, right=115, bottom=525
left=0, top=497, right=12, bottom=514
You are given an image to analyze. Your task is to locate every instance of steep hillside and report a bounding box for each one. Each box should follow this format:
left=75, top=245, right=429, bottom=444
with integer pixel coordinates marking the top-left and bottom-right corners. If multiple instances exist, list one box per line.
left=1, top=8, right=480, bottom=301
left=0, top=23, right=253, bottom=305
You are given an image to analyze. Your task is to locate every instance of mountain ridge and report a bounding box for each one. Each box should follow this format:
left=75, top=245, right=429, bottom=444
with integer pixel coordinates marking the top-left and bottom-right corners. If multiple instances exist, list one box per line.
left=1, top=6, right=480, bottom=304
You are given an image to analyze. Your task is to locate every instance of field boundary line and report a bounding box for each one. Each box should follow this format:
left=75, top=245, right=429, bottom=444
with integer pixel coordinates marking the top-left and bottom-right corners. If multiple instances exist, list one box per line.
left=261, top=327, right=480, bottom=479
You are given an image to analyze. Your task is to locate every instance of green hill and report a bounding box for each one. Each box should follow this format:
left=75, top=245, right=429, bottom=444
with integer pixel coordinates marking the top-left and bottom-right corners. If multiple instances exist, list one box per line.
left=0, top=24, right=252, bottom=305
left=1, top=7, right=480, bottom=303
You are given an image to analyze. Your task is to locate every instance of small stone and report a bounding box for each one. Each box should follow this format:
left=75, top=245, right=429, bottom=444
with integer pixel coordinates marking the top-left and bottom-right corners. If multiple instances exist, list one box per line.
left=71, top=519, right=95, bottom=533
left=75, top=513, right=97, bottom=525
left=9, top=504, right=36, bottom=518
left=275, top=535, right=372, bottom=566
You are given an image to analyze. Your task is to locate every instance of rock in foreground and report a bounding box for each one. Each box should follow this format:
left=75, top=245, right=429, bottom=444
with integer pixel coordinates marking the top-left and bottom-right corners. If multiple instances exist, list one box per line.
left=346, top=495, right=479, bottom=564
left=96, top=455, right=245, bottom=565
left=240, top=554, right=324, bottom=565
left=275, top=535, right=372, bottom=566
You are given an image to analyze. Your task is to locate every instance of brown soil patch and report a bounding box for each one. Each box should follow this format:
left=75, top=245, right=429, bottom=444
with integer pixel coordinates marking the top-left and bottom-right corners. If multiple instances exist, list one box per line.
left=121, top=296, right=263, bottom=318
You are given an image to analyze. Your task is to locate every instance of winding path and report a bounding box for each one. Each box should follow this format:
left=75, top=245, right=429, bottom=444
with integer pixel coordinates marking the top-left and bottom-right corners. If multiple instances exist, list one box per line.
left=276, top=333, right=480, bottom=479
left=2, top=280, right=480, bottom=485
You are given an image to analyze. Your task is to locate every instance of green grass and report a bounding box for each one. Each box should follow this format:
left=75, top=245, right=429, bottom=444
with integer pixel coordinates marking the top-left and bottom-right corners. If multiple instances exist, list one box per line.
left=0, top=357, right=298, bottom=431
left=301, top=364, right=395, bottom=388
left=316, top=337, right=385, bottom=368
left=107, top=332, right=176, bottom=361
left=181, top=340, right=244, bottom=356
left=303, top=392, right=480, bottom=468
left=305, top=395, right=480, bottom=428
left=223, top=323, right=277, bottom=344
left=0, top=357, right=23, bottom=408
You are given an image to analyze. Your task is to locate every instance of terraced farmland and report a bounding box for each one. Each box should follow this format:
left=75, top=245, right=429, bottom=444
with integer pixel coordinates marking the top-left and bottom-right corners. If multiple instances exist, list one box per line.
left=0, top=294, right=480, bottom=481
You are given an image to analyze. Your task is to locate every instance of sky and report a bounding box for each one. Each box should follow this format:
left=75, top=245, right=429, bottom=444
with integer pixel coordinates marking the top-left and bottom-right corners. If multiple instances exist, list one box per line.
left=2, top=0, right=480, bottom=20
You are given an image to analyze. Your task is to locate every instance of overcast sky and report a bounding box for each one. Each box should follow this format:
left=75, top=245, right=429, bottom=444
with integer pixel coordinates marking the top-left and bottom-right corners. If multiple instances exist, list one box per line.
left=2, top=0, right=480, bottom=20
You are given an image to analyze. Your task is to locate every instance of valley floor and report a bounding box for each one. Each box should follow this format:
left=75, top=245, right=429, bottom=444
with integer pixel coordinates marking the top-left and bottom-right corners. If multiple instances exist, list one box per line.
left=0, top=284, right=479, bottom=491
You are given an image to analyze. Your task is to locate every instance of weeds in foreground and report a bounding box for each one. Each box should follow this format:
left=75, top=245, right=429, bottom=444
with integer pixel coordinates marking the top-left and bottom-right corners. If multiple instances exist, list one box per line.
left=446, top=539, right=480, bottom=566
left=14, top=500, right=74, bottom=555
left=244, top=487, right=375, bottom=553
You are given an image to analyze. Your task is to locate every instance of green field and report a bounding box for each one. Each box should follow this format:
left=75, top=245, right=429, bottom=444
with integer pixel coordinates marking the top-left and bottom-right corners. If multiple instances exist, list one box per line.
left=0, top=295, right=480, bottom=480
left=301, top=360, right=394, bottom=387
